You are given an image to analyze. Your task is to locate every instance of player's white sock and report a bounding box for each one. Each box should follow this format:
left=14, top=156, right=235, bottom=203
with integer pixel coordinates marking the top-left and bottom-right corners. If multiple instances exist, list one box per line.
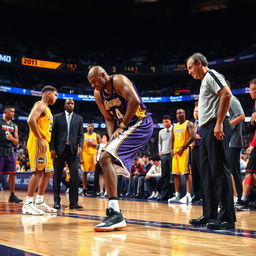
left=25, top=196, right=34, bottom=205
left=241, top=194, right=248, bottom=202
left=175, top=192, right=180, bottom=198
left=35, top=194, right=44, bottom=204
left=108, top=199, right=120, bottom=212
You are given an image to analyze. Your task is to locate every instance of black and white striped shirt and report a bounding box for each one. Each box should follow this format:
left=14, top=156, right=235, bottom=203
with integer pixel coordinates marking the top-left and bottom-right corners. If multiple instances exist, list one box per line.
left=198, top=69, right=229, bottom=126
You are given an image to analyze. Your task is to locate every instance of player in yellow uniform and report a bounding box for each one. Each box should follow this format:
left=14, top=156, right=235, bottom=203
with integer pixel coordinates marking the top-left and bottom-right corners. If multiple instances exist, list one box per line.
left=169, top=109, right=195, bottom=204
left=22, top=85, right=58, bottom=215
left=80, top=123, right=101, bottom=195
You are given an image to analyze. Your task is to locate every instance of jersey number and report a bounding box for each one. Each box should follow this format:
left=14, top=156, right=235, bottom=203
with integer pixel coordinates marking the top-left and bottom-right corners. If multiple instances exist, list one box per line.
left=110, top=108, right=124, bottom=121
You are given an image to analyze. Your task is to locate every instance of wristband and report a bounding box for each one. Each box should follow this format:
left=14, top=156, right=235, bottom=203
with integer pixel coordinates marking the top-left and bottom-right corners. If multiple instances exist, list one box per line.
left=119, top=122, right=127, bottom=129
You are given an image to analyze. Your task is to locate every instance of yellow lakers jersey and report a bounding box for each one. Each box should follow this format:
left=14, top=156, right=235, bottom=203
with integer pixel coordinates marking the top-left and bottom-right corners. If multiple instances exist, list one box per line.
left=83, top=132, right=97, bottom=155
left=29, top=104, right=53, bottom=143
left=173, top=120, right=190, bottom=152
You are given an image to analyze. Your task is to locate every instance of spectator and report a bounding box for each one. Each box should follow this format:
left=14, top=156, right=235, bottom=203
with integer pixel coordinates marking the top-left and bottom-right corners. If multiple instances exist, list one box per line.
left=146, top=155, right=162, bottom=199
left=128, top=157, right=146, bottom=198
left=136, top=154, right=153, bottom=199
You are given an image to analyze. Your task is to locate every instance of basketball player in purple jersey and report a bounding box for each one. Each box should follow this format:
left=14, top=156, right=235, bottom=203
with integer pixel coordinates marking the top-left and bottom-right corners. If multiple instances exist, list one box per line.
left=88, top=66, right=154, bottom=231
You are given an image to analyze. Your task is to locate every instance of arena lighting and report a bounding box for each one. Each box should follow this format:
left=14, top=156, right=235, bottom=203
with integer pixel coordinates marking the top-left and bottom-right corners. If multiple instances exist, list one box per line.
left=175, top=89, right=190, bottom=93
left=174, top=89, right=190, bottom=95
left=0, top=54, right=12, bottom=63
left=0, top=85, right=250, bottom=103
left=21, top=57, right=62, bottom=69
left=0, top=51, right=256, bottom=73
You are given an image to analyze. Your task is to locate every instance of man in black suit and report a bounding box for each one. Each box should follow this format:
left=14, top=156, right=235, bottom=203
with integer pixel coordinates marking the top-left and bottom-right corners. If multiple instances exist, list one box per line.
left=50, top=99, right=84, bottom=209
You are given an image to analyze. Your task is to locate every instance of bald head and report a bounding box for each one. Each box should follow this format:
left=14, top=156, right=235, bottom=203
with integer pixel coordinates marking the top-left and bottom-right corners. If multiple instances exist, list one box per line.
left=87, top=66, right=110, bottom=92
left=87, top=66, right=106, bottom=79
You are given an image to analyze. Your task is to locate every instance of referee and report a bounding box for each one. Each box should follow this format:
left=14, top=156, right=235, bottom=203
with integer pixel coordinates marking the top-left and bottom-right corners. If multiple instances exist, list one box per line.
left=186, top=53, right=236, bottom=230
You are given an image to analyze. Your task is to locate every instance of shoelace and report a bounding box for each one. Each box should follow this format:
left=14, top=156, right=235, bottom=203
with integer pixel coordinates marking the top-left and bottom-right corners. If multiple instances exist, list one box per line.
left=102, top=208, right=115, bottom=222
left=35, top=201, right=45, bottom=205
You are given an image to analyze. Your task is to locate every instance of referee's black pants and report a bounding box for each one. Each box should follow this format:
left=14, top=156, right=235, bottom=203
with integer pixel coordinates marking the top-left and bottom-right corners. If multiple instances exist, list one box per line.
left=199, top=118, right=236, bottom=223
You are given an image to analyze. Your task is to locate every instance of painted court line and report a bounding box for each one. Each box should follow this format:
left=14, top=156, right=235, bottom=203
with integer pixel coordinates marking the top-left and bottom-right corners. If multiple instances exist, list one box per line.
left=58, top=212, right=256, bottom=238
left=0, top=244, right=42, bottom=256
left=1, top=202, right=256, bottom=239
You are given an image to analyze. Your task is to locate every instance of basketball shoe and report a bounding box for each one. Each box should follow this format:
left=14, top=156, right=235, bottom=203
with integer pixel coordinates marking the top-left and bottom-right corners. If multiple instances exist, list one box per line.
left=94, top=208, right=126, bottom=232
left=22, top=202, right=45, bottom=215
left=9, top=193, right=23, bottom=203
left=148, top=191, right=156, bottom=199
left=179, top=195, right=192, bottom=204
left=34, top=201, right=57, bottom=213
left=235, top=200, right=250, bottom=211
left=168, top=196, right=180, bottom=203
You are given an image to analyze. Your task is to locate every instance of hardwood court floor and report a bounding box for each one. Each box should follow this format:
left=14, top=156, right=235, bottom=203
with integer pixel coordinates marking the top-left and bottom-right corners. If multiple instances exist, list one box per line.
left=0, top=190, right=256, bottom=256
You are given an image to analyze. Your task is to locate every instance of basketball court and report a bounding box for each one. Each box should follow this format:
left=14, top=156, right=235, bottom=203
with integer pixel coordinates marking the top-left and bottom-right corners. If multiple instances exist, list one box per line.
left=0, top=191, right=256, bottom=255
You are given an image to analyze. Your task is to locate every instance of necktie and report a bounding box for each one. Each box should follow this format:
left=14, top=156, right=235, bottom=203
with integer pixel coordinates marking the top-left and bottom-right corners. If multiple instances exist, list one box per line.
left=67, top=113, right=71, bottom=143
left=195, top=120, right=199, bottom=132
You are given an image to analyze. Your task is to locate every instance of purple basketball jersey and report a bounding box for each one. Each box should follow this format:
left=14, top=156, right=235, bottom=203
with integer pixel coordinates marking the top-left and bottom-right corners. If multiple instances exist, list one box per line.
left=104, top=115, right=153, bottom=173
left=100, top=75, right=151, bottom=126
left=100, top=75, right=154, bottom=173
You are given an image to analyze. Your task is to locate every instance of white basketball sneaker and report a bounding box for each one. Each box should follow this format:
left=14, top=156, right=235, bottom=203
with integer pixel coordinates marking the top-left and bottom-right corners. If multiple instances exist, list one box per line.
left=34, top=201, right=57, bottom=213
left=148, top=191, right=156, bottom=199
left=22, top=202, right=45, bottom=215
left=168, top=196, right=181, bottom=203
left=179, top=195, right=192, bottom=204
left=153, top=191, right=159, bottom=199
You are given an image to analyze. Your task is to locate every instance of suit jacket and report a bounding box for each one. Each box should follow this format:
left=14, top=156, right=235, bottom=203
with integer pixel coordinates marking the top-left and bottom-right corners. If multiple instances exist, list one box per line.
left=50, top=112, right=84, bottom=156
